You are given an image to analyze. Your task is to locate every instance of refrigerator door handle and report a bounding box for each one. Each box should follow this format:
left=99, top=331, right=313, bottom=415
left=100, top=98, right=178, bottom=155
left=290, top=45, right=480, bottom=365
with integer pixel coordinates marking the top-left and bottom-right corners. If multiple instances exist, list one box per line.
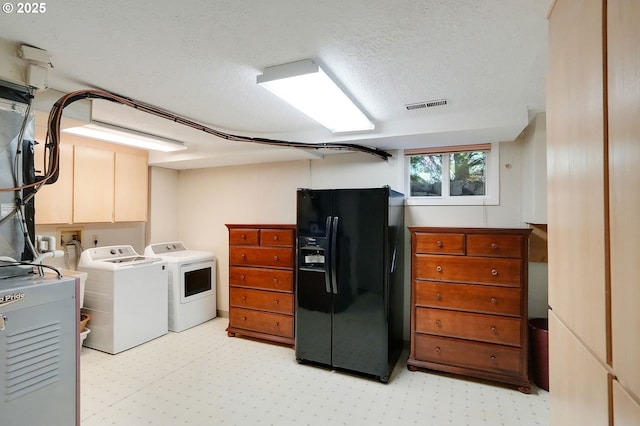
left=324, top=216, right=333, bottom=294
left=330, top=216, right=339, bottom=294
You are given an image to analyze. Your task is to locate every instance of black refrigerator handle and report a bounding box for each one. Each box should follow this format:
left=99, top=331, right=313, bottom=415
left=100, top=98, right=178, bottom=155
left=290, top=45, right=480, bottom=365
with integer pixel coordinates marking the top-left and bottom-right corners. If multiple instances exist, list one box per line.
left=324, top=216, right=332, bottom=294
left=330, top=216, right=339, bottom=294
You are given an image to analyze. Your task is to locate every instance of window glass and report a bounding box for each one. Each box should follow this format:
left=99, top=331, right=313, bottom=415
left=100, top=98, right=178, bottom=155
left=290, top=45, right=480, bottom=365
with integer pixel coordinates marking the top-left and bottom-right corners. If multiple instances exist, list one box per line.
left=449, top=151, right=486, bottom=196
left=410, top=154, right=442, bottom=196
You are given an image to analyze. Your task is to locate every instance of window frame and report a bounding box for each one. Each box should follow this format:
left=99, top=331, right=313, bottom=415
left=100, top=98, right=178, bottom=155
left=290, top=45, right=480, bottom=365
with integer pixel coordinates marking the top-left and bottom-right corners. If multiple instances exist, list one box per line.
left=404, top=142, right=500, bottom=206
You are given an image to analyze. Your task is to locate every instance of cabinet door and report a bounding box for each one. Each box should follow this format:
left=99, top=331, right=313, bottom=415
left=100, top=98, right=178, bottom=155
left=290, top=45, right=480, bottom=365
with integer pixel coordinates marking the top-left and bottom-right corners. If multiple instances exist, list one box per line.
left=34, top=141, right=74, bottom=224
left=73, top=145, right=114, bottom=223
left=114, top=151, right=148, bottom=222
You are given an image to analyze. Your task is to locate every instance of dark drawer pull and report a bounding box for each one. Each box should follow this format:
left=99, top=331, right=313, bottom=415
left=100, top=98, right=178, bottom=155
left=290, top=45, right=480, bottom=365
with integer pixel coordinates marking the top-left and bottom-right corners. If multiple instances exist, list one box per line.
left=491, top=326, right=497, bottom=334
left=491, top=243, right=498, bottom=249
left=490, top=297, right=497, bottom=304
left=491, top=269, right=498, bottom=276
left=436, top=240, right=443, bottom=247
left=436, top=266, right=442, bottom=272
left=435, top=292, right=442, bottom=301
left=435, top=347, right=441, bottom=354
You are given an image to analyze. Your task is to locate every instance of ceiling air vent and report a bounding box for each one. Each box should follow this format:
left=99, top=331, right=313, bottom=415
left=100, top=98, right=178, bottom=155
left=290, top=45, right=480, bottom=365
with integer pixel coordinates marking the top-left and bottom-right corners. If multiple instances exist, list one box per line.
left=405, top=99, right=448, bottom=111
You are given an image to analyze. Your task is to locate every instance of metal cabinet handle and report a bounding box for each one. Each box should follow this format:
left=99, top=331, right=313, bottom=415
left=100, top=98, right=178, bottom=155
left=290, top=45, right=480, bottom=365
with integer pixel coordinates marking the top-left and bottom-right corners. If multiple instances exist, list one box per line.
left=436, top=266, right=442, bottom=272
left=491, top=269, right=498, bottom=276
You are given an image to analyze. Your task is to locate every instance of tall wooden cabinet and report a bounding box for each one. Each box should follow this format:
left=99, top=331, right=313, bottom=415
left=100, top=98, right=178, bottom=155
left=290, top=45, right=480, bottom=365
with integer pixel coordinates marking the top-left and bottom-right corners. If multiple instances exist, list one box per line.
left=225, top=224, right=296, bottom=346
left=547, top=0, right=640, bottom=423
left=407, top=227, right=532, bottom=393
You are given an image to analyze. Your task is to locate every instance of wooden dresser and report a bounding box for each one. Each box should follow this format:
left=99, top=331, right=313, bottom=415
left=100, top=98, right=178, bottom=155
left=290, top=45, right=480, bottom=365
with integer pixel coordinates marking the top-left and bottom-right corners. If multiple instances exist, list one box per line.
left=407, top=227, right=532, bottom=393
left=225, top=224, right=296, bottom=346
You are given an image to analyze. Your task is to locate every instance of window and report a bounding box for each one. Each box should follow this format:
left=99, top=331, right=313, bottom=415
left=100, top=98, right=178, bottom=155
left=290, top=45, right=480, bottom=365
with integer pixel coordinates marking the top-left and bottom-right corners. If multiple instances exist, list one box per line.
left=405, top=143, right=499, bottom=206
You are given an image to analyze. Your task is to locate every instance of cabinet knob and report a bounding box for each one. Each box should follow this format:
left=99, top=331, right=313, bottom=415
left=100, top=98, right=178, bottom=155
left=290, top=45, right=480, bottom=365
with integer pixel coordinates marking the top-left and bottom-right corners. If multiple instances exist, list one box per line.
left=241, top=234, right=246, bottom=240
left=436, top=240, right=443, bottom=248
left=241, top=253, right=246, bottom=259
left=491, top=326, right=497, bottom=334
left=273, top=235, right=278, bottom=241
left=436, top=320, right=441, bottom=327
left=240, top=275, right=246, bottom=281
left=490, top=297, right=497, bottom=304
left=274, top=322, right=279, bottom=328
left=273, top=278, right=278, bottom=284
left=435, top=347, right=441, bottom=354
left=273, top=299, right=279, bottom=305
left=241, top=316, right=247, bottom=321
left=491, top=243, right=498, bottom=249
left=273, top=255, right=279, bottom=261
left=490, top=355, right=497, bottom=363
left=435, top=292, right=442, bottom=301
left=491, top=269, right=498, bottom=276
left=436, top=266, right=442, bottom=272
left=241, top=296, right=246, bottom=301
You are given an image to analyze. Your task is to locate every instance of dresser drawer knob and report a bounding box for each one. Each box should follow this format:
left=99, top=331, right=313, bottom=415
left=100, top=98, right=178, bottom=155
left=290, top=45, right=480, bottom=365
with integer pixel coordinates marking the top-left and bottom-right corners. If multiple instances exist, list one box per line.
left=491, top=243, right=498, bottom=249
left=273, top=299, right=279, bottom=305
left=273, top=235, right=278, bottom=241
left=435, top=292, right=442, bottom=301
left=241, top=253, right=246, bottom=259
left=240, top=275, right=246, bottom=281
left=241, top=234, right=246, bottom=240
left=435, top=347, right=441, bottom=354
left=491, top=326, right=497, bottom=334
left=241, top=296, right=247, bottom=301
left=436, top=320, right=441, bottom=327
left=273, top=255, right=279, bottom=261
left=274, top=322, right=279, bottom=327
left=491, top=269, right=498, bottom=276
left=490, top=355, right=497, bottom=363
left=273, top=278, right=278, bottom=284
left=436, top=240, right=443, bottom=247
left=241, top=316, right=247, bottom=321
left=490, top=297, right=497, bottom=304
left=436, top=266, right=442, bottom=272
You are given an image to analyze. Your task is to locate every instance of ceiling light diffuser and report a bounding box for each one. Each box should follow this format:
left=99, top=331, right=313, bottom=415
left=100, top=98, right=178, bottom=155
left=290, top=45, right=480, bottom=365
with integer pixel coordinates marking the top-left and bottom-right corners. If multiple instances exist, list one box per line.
left=257, top=59, right=374, bottom=133
left=63, top=121, right=186, bottom=152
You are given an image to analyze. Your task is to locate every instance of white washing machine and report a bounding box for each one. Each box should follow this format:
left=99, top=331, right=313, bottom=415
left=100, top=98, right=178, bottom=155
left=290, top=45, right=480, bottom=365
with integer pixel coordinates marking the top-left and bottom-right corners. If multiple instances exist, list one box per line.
left=78, top=245, right=168, bottom=354
left=144, top=242, right=216, bottom=332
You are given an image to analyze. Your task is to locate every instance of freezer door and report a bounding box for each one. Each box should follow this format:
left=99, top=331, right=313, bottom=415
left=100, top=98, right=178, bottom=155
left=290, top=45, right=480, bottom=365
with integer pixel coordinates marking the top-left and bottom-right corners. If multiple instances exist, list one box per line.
left=295, top=189, right=333, bottom=365
left=331, top=188, right=389, bottom=378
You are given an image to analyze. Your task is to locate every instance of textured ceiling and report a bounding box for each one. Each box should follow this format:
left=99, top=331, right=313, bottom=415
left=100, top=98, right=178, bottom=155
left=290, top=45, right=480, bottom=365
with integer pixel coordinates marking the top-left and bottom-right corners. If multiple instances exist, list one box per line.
left=0, top=0, right=551, bottom=169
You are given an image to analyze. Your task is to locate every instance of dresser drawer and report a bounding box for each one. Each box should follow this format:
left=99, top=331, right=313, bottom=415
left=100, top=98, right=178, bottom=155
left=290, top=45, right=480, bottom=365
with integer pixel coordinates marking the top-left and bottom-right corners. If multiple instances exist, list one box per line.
left=229, top=307, right=293, bottom=338
left=229, top=228, right=259, bottom=245
left=414, top=254, right=522, bottom=287
left=230, top=288, right=293, bottom=314
left=229, top=266, right=293, bottom=291
left=261, top=229, right=294, bottom=247
left=414, top=334, right=521, bottom=375
left=416, top=308, right=521, bottom=346
left=229, top=246, right=293, bottom=268
left=415, top=281, right=521, bottom=316
left=414, top=232, right=465, bottom=255
left=466, top=234, right=525, bottom=258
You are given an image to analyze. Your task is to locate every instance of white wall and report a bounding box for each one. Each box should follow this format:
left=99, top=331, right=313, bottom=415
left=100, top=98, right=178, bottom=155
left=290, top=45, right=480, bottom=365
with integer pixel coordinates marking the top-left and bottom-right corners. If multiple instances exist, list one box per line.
left=147, top=166, right=179, bottom=244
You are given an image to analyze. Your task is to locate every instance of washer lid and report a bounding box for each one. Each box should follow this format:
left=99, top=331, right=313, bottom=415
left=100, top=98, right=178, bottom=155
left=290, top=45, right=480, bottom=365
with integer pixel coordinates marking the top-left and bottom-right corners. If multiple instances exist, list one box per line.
left=79, top=245, right=163, bottom=268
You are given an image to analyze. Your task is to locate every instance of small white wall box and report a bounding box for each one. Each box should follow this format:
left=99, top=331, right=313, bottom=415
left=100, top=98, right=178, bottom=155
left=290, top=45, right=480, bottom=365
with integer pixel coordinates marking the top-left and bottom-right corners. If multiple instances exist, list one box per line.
left=27, top=64, right=49, bottom=90
left=18, top=45, right=51, bottom=64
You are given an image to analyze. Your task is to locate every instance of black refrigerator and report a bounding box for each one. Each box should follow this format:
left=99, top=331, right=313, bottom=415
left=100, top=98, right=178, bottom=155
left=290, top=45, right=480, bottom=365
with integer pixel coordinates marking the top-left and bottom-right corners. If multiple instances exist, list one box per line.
left=295, top=187, right=404, bottom=383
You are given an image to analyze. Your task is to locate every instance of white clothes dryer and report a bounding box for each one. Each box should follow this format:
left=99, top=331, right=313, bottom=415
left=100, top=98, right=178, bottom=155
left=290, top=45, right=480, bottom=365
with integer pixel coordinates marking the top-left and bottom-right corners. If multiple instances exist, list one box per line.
left=78, top=245, right=168, bottom=354
left=144, top=242, right=216, bottom=332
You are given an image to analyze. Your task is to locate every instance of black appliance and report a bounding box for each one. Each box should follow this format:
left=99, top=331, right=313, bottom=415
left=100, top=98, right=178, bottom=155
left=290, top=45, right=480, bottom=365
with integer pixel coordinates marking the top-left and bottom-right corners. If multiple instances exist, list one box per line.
left=295, top=187, right=404, bottom=383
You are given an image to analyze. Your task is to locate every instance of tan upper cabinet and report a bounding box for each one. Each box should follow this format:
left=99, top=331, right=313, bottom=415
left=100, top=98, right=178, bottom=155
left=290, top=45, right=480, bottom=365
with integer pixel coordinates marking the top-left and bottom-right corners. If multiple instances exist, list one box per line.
left=114, top=150, right=148, bottom=222
left=73, top=145, right=115, bottom=223
left=33, top=117, right=149, bottom=224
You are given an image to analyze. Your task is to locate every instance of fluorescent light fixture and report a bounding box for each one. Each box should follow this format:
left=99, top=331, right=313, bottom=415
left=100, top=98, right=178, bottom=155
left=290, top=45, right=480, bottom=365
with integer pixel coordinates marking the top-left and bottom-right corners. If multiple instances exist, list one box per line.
left=63, top=121, right=186, bottom=152
left=257, top=59, right=374, bottom=133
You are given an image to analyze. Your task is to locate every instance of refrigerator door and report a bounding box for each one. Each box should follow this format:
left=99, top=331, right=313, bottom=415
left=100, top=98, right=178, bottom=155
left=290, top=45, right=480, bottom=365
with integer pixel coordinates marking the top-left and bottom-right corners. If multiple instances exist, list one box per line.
left=295, top=189, right=334, bottom=366
left=331, top=188, right=389, bottom=378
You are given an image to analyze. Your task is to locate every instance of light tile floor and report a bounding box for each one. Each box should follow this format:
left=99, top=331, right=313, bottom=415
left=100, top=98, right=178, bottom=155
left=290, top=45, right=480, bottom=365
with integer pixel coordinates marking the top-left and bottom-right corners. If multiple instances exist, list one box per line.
left=80, top=318, right=549, bottom=425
